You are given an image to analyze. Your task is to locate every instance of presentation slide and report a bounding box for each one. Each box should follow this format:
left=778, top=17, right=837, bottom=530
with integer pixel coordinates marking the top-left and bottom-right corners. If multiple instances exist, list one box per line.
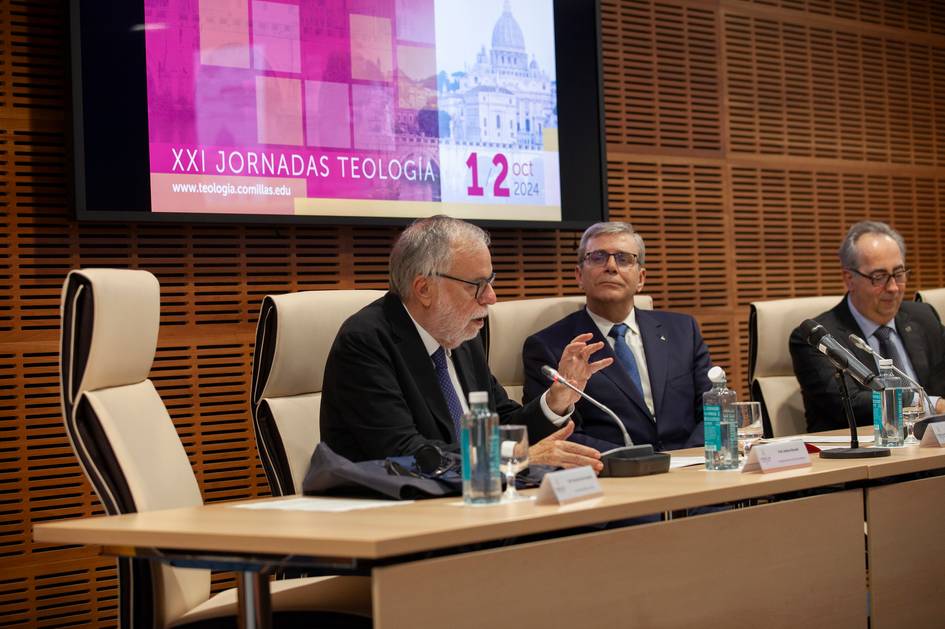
left=144, top=0, right=561, bottom=222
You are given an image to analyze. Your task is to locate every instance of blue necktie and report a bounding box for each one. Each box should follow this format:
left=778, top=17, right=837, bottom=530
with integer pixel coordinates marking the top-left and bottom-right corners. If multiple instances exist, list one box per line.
left=873, top=325, right=906, bottom=374
left=608, top=323, right=643, bottom=395
left=431, top=346, right=464, bottom=440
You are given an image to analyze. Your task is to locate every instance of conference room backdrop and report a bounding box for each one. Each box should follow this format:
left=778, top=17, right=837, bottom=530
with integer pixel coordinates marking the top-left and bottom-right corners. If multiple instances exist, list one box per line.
left=2, top=0, right=945, bottom=624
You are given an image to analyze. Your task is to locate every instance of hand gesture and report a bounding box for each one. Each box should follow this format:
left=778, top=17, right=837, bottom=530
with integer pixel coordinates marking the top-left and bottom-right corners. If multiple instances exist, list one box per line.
left=529, top=421, right=603, bottom=472
left=545, top=332, right=613, bottom=414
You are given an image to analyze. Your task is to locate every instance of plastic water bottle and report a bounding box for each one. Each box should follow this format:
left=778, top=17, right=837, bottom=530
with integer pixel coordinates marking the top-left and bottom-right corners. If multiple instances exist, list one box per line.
left=703, top=366, right=739, bottom=470
left=461, top=391, right=501, bottom=504
left=873, top=358, right=904, bottom=447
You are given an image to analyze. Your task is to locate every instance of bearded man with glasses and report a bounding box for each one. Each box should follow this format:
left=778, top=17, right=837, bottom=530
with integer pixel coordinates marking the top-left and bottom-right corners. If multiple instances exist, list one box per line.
left=522, top=222, right=714, bottom=452
left=319, top=215, right=608, bottom=470
left=790, top=220, right=945, bottom=432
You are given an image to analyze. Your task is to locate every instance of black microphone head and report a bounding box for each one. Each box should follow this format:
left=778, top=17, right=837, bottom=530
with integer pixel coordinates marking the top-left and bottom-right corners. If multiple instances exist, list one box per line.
left=800, top=319, right=828, bottom=345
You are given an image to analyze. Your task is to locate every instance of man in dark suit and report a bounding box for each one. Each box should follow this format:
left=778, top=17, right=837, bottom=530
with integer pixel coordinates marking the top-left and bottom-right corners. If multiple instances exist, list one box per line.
left=522, top=222, right=713, bottom=452
left=320, top=215, right=609, bottom=470
left=790, top=221, right=945, bottom=432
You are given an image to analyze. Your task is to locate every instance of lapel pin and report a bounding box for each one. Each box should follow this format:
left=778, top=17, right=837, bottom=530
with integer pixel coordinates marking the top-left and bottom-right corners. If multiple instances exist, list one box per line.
left=905, top=325, right=912, bottom=333
left=660, top=335, right=666, bottom=341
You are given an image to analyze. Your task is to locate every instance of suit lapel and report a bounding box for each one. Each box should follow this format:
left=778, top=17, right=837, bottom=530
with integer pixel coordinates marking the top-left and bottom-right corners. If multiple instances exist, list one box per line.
left=383, top=294, right=456, bottom=439
left=636, top=310, right=666, bottom=418
left=578, top=310, right=653, bottom=420
left=895, top=309, right=930, bottom=384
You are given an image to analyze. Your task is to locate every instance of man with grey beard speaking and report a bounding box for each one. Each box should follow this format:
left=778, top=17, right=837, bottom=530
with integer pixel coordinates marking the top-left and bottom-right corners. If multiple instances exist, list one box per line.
left=319, top=215, right=608, bottom=470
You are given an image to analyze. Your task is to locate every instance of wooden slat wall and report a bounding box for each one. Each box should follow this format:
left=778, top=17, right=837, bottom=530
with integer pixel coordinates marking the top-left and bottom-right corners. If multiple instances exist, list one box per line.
left=1, top=0, right=943, bottom=625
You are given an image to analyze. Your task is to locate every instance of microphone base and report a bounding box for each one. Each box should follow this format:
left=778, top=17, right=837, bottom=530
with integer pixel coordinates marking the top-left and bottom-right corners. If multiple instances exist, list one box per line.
left=828, top=370, right=888, bottom=459
left=600, top=445, right=671, bottom=477
left=820, top=447, right=890, bottom=459
left=913, top=414, right=945, bottom=440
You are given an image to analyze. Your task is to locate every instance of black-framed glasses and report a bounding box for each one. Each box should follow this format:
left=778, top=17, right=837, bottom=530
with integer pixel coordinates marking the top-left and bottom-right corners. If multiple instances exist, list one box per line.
left=435, top=271, right=496, bottom=300
left=583, top=250, right=639, bottom=269
left=847, top=267, right=910, bottom=288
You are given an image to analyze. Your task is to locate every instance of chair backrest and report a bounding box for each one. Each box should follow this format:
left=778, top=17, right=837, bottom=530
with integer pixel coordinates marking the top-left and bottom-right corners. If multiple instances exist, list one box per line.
left=251, top=290, right=384, bottom=495
left=486, top=294, right=654, bottom=403
left=60, top=269, right=209, bottom=628
left=915, top=288, right=945, bottom=321
left=748, top=295, right=843, bottom=437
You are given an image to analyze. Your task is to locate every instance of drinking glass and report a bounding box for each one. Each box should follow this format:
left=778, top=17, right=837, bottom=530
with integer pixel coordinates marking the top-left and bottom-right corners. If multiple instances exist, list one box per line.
left=499, top=425, right=529, bottom=502
left=734, top=401, right=763, bottom=458
left=902, top=386, right=926, bottom=446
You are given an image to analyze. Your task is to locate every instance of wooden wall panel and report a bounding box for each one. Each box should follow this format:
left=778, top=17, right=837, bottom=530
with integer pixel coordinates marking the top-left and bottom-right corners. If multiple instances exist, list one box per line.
left=608, top=160, right=730, bottom=308
left=601, top=0, right=723, bottom=152
left=731, top=169, right=945, bottom=303
left=2, top=0, right=945, bottom=625
left=740, top=0, right=945, bottom=33
left=725, top=10, right=945, bottom=163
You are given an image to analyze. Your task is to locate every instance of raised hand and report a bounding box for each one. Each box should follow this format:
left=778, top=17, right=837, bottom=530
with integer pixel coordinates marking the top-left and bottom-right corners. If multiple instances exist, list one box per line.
left=545, top=332, right=613, bottom=414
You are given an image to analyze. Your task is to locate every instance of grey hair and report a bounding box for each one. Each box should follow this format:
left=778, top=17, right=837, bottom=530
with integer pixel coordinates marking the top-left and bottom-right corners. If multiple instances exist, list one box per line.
left=838, top=221, right=906, bottom=269
left=389, top=215, right=490, bottom=299
left=576, top=221, right=646, bottom=266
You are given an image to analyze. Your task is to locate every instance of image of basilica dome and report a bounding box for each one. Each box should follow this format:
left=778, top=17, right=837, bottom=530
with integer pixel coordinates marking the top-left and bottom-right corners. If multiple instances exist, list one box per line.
left=437, top=0, right=557, bottom=150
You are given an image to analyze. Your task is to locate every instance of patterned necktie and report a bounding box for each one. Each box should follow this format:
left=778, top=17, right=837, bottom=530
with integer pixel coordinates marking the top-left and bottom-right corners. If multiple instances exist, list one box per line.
left=873, top=325, right=906, bottom=374
left=431, top=346, right=464, bottom=440
left=608, top=323, right=643, bottom=395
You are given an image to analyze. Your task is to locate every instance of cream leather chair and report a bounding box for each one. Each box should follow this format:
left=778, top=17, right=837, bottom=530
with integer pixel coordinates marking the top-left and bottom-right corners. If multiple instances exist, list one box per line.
left=60, top=269, right=370, bottom=628
left=251, top=290, right=384, bottom=496
left=915, top=288, right=945, bottom=321
left=748, top=295, right=843, bottom=437
left=486, top=294, right=654, bottom=403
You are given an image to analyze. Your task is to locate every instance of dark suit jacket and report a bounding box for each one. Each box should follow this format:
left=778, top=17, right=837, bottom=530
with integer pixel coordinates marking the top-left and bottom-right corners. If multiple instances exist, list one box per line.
left=320, top=292, right=558, bottom=462
left=789, top=296, right=945, bottom=433
left=522, top=308, right=713, bottom=452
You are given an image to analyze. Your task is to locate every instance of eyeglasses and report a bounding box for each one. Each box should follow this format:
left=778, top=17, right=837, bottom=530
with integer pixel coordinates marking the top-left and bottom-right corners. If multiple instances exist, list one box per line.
left=583, top=250, right=639, bottom=269
left=847, top=267, right=910, bottom=287
left=435, top=271, right=497, bottom=300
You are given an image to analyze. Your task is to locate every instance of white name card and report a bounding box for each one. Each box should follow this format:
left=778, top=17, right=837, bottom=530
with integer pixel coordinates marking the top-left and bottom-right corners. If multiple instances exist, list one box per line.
left=742, top=440, right=811, bottom=473
left=920, top=422, right=945, bottom=447
left=535, top=466, right=602, bottom=505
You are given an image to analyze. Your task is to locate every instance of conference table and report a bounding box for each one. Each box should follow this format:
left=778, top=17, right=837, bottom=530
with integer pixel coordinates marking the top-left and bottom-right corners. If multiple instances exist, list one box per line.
left=33, top=434, right=945, bottom=628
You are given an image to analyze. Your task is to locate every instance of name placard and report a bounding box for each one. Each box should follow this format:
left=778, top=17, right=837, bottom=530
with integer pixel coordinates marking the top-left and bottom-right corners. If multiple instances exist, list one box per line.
left=536, top=466, right=602, bottom=505
left=920, top=422, right=945, bottom=447
left=742, top=440, right=811, bottom=473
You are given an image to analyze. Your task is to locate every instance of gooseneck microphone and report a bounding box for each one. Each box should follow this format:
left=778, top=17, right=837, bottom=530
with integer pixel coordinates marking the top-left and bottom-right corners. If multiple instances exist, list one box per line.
left=541, top=365, right=633, bottom=447
left=541, top=365, right=670, bottom=477
left=799, top=320, right=890, bottom=459
left=848, top=333, right=933, bottom=413
left=799, top=320, right=883, bottom=392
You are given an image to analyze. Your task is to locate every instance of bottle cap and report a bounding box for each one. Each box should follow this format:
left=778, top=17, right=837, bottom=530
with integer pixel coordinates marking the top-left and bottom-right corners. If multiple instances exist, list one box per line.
left=707, top=365, right=727, bottom=384
left=468, top=391, right=488, bottom=405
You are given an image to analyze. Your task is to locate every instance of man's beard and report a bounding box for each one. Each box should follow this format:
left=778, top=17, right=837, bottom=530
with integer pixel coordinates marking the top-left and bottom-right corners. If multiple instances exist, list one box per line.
left=430, top=292, right=487, bottom=349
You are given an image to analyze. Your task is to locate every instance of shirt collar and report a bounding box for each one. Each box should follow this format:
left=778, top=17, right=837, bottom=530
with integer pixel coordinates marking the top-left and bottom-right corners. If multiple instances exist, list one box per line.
left=847, top=297, right=898, bottom=340
left=586, top=306, right=639, bottom=337
left=402, top=301, right=447, bottom=358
